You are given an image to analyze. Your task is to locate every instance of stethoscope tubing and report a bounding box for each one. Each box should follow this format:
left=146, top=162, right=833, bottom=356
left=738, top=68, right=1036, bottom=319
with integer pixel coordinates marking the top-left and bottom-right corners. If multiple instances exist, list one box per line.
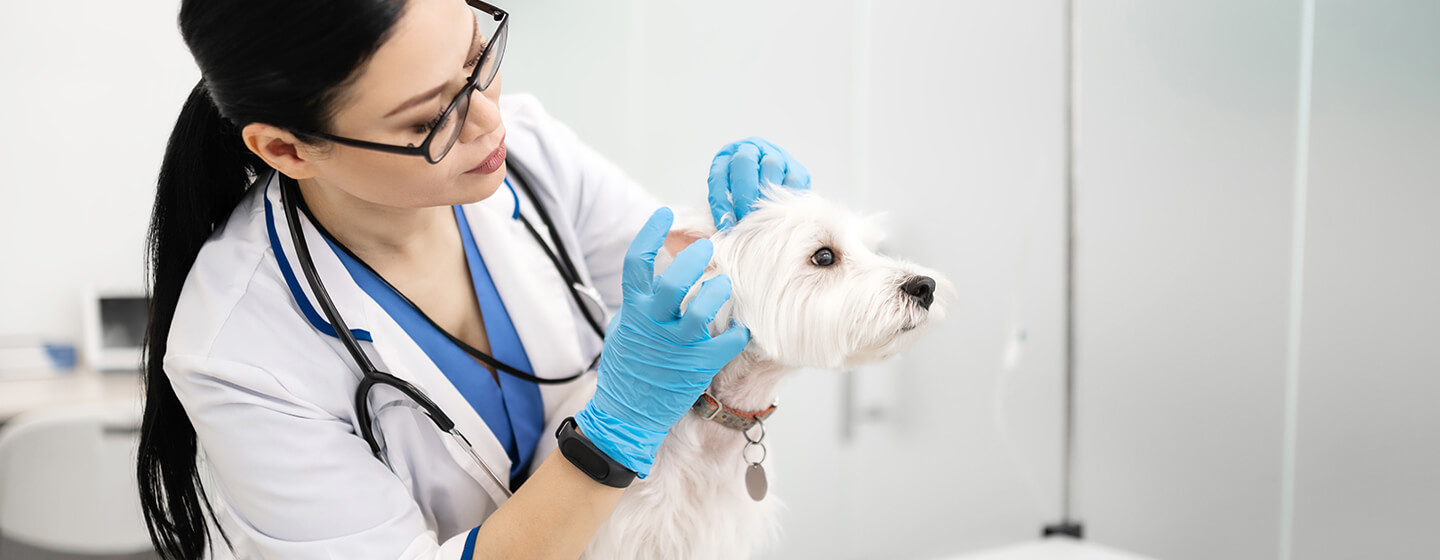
left=276, top=156, right=605, bottom=497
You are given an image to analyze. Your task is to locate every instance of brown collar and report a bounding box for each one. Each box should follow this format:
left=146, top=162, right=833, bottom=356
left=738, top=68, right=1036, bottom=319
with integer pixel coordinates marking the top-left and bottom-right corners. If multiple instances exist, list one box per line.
left=691, top=391, right=777, bottom=432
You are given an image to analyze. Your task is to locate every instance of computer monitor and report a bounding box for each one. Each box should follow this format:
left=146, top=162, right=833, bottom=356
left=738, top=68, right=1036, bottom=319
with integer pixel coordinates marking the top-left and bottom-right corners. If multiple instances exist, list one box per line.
left=83, top=288, right=149, bottom=372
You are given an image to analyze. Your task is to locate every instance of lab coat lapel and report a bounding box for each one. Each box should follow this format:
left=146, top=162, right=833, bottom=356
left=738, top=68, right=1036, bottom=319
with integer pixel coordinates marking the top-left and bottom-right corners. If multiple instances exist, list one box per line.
left=263, top=176, right=515, bottom=505
left=262, top=174, right=373, bottom=343
left=366, top=309, right=515, bottom=506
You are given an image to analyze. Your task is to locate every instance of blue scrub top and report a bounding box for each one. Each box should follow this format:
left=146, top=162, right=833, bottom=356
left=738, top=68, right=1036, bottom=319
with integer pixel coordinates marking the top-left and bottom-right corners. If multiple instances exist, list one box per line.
left=323, top=203, right=544, bottom=484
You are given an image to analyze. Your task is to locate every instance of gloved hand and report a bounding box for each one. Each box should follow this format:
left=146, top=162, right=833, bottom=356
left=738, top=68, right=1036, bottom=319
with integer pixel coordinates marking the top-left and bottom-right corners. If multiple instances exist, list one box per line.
left=573, top=207, right=751, bottom=477
left=707, top=137, right=812, bottom=230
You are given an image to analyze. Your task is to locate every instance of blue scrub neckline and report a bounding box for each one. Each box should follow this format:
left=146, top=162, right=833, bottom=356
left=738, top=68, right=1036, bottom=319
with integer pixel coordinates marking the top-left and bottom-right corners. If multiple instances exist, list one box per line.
left=320, top=203, right=545, bottom=485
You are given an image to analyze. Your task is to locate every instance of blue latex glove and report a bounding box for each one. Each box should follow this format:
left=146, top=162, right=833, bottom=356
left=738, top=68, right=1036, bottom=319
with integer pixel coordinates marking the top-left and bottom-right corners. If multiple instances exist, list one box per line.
left=707, top=137, right=812, bottom=230
left=574, top=207, right=751, bottom=477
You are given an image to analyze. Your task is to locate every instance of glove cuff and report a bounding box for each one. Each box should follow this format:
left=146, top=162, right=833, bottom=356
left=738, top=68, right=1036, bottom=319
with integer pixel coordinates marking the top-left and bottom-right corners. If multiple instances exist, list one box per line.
left=573, top=402, right=667, bottom=478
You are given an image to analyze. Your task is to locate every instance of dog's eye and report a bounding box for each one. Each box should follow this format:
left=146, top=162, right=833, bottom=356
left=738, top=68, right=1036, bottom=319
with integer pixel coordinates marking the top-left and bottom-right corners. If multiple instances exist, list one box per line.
left=811, top=247, right=836, bottom=267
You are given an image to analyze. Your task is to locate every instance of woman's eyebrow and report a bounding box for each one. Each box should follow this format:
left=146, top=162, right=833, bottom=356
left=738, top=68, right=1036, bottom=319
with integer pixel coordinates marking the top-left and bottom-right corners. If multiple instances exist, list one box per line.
left=467, top=8, right=482, bottom=59
left=385, top=85, right=445, bottom=119
left=383, top=11, right=481, bottom=119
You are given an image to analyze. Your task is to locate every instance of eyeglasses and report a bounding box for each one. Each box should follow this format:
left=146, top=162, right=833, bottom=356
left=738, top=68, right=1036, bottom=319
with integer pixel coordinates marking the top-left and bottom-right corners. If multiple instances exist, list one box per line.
left=308, top=0, right=508, bottom=164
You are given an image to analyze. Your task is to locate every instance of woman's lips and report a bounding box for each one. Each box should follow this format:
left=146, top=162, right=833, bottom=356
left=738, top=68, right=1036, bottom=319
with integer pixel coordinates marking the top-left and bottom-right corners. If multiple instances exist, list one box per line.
left=467, top=136, right=506, bottom=174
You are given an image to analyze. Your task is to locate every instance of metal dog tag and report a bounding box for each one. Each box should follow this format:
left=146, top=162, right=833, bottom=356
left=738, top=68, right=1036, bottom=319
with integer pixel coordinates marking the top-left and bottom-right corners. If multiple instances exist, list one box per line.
left=745, top=463, right=768, bottom=501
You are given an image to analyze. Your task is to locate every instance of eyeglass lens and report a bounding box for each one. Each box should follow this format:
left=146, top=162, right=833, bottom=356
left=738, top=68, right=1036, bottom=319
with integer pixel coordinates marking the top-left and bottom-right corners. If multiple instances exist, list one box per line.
left=430, top=11, right=507, bottom=162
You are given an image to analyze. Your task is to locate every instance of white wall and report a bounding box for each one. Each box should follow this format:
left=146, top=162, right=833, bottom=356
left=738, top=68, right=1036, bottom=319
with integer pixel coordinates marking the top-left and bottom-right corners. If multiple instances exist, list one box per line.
left=2, top=1, right=1436, bottom=559
left=0, top=0, right=196, bottom=342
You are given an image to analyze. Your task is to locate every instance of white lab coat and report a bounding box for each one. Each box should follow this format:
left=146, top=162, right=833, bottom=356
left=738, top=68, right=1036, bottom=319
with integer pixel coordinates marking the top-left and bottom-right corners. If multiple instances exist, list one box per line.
left=164, top=94, right=659, bottom=559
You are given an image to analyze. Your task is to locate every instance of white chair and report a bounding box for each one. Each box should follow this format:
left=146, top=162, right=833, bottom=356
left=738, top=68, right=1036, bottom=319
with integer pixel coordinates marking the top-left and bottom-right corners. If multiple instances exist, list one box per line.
left=0, top=399, right=154, bottom=556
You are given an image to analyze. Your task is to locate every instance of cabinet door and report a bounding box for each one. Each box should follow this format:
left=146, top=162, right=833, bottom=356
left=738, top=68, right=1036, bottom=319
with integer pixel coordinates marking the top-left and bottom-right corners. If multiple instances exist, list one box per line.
left=1289, top=1, right=1440, bottom=558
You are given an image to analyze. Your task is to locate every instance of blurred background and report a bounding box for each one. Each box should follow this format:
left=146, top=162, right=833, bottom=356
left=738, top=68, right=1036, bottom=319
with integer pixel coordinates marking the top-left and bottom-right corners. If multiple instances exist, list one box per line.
left=1, top=1, right=1436, bottom=559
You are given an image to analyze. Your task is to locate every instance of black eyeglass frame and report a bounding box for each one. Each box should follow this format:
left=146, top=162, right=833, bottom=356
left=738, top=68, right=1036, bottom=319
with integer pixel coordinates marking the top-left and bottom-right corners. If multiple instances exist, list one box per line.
left=305, top=0, right=508, bottom=164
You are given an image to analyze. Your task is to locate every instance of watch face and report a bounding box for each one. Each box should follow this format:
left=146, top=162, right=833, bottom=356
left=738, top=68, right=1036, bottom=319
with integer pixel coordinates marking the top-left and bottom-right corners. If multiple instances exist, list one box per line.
left=560, top=438, right=612, bottom=479
left=557, top=417, right=635, bottom=488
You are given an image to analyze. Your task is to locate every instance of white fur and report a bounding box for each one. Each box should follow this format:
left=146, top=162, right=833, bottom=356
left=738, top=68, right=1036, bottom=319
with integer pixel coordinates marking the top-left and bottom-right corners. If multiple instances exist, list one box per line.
left=583, top=187, right=948, bottom=560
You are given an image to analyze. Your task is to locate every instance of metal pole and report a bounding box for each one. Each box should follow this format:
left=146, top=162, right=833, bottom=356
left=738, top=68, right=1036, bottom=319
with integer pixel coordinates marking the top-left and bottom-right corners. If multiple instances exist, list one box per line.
left=1062, top=0, right=1077, bottom=527
left=1044, top=0, right=1084, bottom=539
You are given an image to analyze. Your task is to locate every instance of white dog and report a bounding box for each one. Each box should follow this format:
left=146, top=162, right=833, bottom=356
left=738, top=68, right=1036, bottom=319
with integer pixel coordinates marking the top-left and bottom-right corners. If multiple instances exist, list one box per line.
left=584, top=187, right=947, bottom=560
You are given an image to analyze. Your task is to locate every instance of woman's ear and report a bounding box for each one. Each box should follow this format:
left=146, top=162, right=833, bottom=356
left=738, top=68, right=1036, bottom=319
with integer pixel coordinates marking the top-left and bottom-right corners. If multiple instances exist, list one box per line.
left=241, top=122, right=322, bottom=180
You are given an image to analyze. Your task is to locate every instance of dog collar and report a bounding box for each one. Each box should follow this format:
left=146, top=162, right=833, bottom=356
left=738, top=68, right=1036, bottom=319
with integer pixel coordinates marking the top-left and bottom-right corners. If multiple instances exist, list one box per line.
left=691, top=391, right=777, bottom=431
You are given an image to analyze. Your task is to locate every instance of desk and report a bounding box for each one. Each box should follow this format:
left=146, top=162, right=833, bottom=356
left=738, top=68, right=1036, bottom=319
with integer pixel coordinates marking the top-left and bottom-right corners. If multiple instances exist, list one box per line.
left=0, top=369, right=142, bottom=422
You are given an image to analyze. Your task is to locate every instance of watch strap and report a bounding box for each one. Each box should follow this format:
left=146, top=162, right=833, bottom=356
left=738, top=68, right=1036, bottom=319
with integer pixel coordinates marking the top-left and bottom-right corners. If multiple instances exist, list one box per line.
left=555, top=416, right=636, bottom=488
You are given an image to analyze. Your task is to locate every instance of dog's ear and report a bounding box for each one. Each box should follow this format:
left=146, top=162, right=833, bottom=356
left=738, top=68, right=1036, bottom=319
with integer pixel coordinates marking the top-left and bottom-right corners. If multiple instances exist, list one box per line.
left=654, top=209, right=732, bottom=337
left=663, top=229, right=709, bottom=259
left=655, top=209, right=720, bottom=276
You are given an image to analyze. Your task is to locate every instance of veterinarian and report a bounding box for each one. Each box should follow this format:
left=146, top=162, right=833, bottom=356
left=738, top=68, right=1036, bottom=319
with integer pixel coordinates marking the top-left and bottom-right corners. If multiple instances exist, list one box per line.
left=136, top=1, right=812, bottom=558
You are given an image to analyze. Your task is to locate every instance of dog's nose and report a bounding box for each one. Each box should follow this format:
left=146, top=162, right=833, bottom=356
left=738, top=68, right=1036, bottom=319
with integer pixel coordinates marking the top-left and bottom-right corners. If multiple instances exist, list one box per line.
left=901, top=275, right=936, bottom=310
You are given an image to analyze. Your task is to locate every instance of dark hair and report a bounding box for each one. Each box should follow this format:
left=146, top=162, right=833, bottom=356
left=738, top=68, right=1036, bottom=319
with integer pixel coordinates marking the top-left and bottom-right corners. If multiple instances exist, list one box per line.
left=139, top=1, right=405, bottom=558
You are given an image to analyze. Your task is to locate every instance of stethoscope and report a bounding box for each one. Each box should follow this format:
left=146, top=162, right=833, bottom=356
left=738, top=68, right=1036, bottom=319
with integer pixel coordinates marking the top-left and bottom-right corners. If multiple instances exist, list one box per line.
left=277, top=157, right=606, bottom=498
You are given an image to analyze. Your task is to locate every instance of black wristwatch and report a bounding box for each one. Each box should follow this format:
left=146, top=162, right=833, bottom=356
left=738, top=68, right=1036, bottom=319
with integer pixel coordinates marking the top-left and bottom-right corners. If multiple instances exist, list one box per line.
left=555, top=416, right=636, bottom=488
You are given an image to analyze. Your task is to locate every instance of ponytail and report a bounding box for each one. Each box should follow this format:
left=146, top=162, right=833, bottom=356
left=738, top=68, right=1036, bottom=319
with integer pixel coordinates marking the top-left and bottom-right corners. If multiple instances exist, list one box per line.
left=138, top=80, right=263, bottom=559
left=142, top=1, right=405, bottom=555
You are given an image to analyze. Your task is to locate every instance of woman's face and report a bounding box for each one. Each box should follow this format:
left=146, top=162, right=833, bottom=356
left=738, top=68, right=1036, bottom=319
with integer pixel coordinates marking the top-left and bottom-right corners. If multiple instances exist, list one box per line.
left=304, top=0, right=506, bottom=209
